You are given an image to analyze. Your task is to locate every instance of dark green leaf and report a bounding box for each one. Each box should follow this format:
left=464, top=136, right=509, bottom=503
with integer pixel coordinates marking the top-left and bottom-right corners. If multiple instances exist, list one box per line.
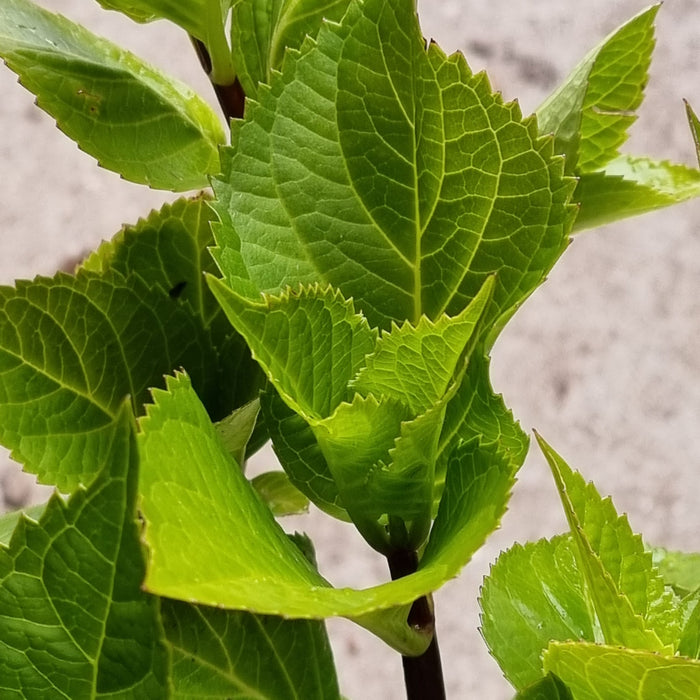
left=163, top=599, right=340, bottom=699
left=0, top=405, right=169, bottom=699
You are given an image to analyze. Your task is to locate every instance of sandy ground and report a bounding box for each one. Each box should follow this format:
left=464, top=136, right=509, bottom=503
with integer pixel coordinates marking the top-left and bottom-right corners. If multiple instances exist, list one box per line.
left=2, top=1, right=700, bottom=698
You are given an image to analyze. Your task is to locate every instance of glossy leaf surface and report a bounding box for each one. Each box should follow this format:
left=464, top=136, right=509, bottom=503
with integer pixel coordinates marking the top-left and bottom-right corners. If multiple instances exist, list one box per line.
left=0, top=0, right=224, bottom=189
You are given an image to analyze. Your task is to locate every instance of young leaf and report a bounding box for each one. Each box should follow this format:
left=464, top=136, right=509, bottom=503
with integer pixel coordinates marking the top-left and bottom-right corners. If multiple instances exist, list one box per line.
left=350, top=278, right=494, bottom=415
left=0, top=0, right=225, bottom=190
left=251, top=471, right=310, bottom=516
left=209, top=279, right=377, bottom=421
left=0, top=503, right=49, bottom=547
left=162, top=599, right=340, bottom=699
left=0, top=405, right=169, bottom=699
left=537, top=5, right=658, bottom=172
left=537, top=434, right=677, bottom=652
left=420, top=437, right=516, bottom=579
left=212, top=0, right=574, bottom=332
left=230, top=0, right=352, bottom=98
left=544, top=642, right=700, bottom=700
left=678, top=588, right=700, bottom=660
left=215, top=398, right=261, bottom=467
left=480, top=535, right=597, bottom=690
left=573, top=155, right=700, bottom=231
left=652, top=547, right=700, bottom=598
left=260, top=389, right=349, bottom=520
left=436, top=351, right=529, bottom=506
left=95, top=0, right=235, bottom=84
left=514, top=674, right=574, bottom=700
left=0, top=269, right=253, bottom=490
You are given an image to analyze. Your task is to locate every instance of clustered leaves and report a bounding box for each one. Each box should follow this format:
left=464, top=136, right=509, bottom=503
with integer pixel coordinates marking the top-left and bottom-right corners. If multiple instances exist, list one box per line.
left=0, top=0, right=698, bottom=697
left=482, top=437, right=700, bottom=699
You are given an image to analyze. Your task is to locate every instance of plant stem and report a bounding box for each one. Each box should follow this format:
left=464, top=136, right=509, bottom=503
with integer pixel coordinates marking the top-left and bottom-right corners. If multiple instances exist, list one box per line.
left=388, top=549, right=446, bottom=700
left=191, top=38, right=246, bottom=121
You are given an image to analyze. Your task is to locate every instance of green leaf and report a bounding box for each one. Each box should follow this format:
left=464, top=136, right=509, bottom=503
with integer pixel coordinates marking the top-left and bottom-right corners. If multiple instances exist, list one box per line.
left=138, top=372, right=530, bottom=653
left=0, top=404, right=169, bottom=699
left=0, top=503, right=49, bottom=547
left=230, top=0, right=352, bottom=98
left=537, top=434, right=677, bottom=652
left=95, top=0, right=235, bottom=84
left=0, top=0, right=225, bottom=190
left=514, top=673, right=573, bottom=700
left=537, top=5, right=658, bottom=172
left=251, top=471, right=310, bottom=516
left=651, top=547, right=700, bottom=599
left=350, top=278, right=493, bottom=415
left=79, top=196, right=265, bottom=421
left=260, top=389, right=348, bottom=520
left=573, top=156, right=700, bottom=231
left=0, top=268, right=252, bottom=491
left=686, top=101, right=700, bottom=166
left=212, top=0, right=574, bottom=332
left=480, top=535, right=596, bottom=690
left=544, top=642, right=700, bottom=700
left=83, top=196, right=222, bottom=326
left=421, top=435, right=516, bottom=578
left=209, top=280, right=377, bottom=421
left=162, top=599, right=340, bottom=699
left=215, top=398, right=261, bottom=468
left=436, top=351, right=529, bottom=508
left=678, top=588, right=700, bottom=660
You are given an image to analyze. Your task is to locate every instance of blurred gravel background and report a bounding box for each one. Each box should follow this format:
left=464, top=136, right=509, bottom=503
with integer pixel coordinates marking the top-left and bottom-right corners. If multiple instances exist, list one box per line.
left=2, top=1, right=700, bottom=697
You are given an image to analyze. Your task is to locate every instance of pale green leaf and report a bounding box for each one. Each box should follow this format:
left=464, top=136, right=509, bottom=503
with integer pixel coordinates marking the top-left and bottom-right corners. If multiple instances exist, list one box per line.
left=95, top=0, right=235, bottom=84
left=260, top=389, right=348, bottom=520
left=162, top=599, right=340, bottom=699
left=480, top=535, right=595, bottom=690
left=231, top=0, right=352, bottom=98
left=436, top=351, right=529, bottom=508
left=537, top=434, right=674, bottom=652
left=544, top=642, right=700, bottom=700
left=573, top=156, right=700, bottom=231
left=350, top=278, right=494, bottom=415
left=421, top=436, right=515, bottom=577
left=0, top=405, right=169, bottom=699
left=651, top=547, right=700, bottom=599
left=212, top=0, right=574, bottom=332
left=537, top=5, right=658, bottom=172
left=251, top=471, right=310, bottom=516
left=0, top=0, right=225, bottom=190
left=215, top=398, right=261, bottom=468
left=312, top=392, right=435, bottom=551
left=0, top=503, right=49, bottom=547
left=138, top=372, right=532, bottom=652
left=514, top=674, right=574, bottom=700
left=0, top=268, right=253, bottom=491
